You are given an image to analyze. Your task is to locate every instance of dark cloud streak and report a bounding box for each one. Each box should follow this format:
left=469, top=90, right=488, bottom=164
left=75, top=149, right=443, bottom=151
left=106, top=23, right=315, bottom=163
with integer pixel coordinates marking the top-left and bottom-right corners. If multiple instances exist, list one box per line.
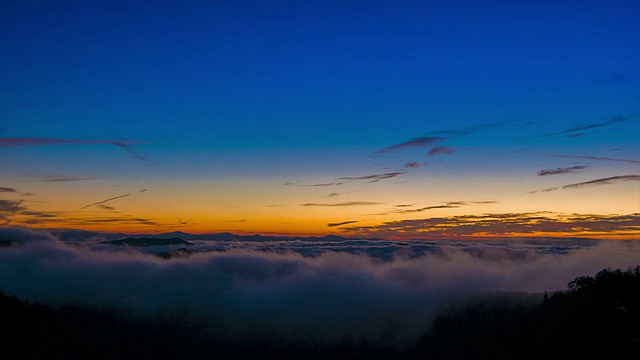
left=427, top=146, right=455, bottom=156
left=529, top=153, right=640, bottom=164
left=337, top=172, right=405, bottom=182
left=35, top=175, right=100, bottom=182
left=327, top=220, right=358, bottom=227
left=301, top=202, right=382, bottom=207
left=562, top=175, right=640, bottom=189
left=81, top=194, right=131, bottom=210
left=537, top=165, right=588, bottom=176
left=375, top=137, right=445, bottom=154
left=542, top=115, right=634, bottom=137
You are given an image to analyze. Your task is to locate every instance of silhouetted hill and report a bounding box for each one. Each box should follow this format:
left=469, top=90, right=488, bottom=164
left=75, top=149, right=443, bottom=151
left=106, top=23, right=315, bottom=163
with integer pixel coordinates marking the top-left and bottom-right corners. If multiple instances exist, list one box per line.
left=411, top=266, right=640, bottom=359
left=100, top=237, right=193, bottom=246
left=0, top=291, right=395, bottom=360
left=2, top=266, right=638, bottom=359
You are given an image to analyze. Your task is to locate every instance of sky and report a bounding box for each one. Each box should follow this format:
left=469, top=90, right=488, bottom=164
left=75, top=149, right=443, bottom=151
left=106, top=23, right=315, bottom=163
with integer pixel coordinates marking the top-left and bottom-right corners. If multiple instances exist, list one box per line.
left=1, top=0, right=639, bottom=238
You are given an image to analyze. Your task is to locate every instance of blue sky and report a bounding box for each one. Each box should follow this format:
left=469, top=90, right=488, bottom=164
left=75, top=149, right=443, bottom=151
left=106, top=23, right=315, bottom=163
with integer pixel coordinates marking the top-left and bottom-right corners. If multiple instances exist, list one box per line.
left=1, top=0, right=639, bottom=237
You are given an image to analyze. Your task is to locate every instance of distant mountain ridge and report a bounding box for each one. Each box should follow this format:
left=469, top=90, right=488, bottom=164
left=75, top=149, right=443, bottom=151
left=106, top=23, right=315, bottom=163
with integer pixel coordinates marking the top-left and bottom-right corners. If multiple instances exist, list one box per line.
left=51, top=229, right=355, bottom=243
left=100, top=237, right=193, bottom=247
left=44, top=228, right=609, bottom=244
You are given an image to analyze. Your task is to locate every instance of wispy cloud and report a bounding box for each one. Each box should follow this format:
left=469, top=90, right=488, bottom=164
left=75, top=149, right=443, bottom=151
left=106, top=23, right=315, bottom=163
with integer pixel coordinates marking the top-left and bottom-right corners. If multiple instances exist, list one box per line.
left=304, top=182, right=344, bottom=187
left=427, top=146, right=455, bottom=156
left=96, top=204, right=117, bottom=211
left=81, top=194, right=132, bottom=210
left=19, top=211, right=60, bottom=218
left=598, top=73, right=630, bottom=83
left=0, top=187, right=18, bottom=193
left=528, top=152, right=640, bottom=164
left=0, top=137, right=155, bottom=165
left=80, top=188, right=148, bottom=210
left=562, top=175, right=640, bottom=189
left=375, top=137, right=445, bottom=154
left=426, top=122, right=503, bottom=137
left=110, top=140, right=156, bottom=166
left=375, top=122, right=502, bottom=155
left=327, top=220, right=358, bottom=227
left=404, top=162, right=421, bottom=169
left=285, top=181, right=343, bottom=187
left=543, top=115, right=634, bottom=137
left=537, top=165, right=588, bottom=176
left=34, top=175, right=100, bottom=182
left=337, top=172, right=405, bottom=182
left=0, top=199, right=24, bottom=225
left=301, top=201, right=382, bottom=207
left=0, top=199, right=24, bottom=214
left=0, top=137, right=144, bottom=147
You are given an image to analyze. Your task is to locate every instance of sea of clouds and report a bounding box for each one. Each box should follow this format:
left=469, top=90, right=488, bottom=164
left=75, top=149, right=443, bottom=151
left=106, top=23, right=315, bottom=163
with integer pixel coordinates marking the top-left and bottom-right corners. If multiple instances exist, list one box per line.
left=1, top=226, right=638, bottom=347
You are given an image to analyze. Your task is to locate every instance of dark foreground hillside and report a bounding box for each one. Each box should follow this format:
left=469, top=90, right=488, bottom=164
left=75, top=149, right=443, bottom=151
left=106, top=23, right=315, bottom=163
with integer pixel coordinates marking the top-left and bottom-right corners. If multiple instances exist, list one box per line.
left=411, top=266, right=640, bottom=359
left=1, top=267, right=638, bottom=359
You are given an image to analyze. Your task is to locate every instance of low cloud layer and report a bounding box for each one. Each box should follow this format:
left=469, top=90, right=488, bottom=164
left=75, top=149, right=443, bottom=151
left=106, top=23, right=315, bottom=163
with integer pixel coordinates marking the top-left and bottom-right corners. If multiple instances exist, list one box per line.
left=343, top=213, right=640, bottom=238
left=0, top=227, right=638, bottom=348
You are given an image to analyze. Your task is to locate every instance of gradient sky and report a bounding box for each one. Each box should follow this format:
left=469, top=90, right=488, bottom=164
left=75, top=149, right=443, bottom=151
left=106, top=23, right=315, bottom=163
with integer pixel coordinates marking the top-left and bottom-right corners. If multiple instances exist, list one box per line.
left=1, top=0, right=639, bottom=238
